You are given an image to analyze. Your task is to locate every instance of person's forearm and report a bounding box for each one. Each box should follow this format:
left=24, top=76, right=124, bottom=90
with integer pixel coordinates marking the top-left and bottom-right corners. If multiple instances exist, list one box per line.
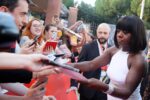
left=0, top=83, right=28, bottom=95
left=72, top=61, right=95, bottom=72
left=0, top=94, right=24, bottom=100
left=0, top=53, right=27, bottom=69
left=87, top=79, right=133, bottom=99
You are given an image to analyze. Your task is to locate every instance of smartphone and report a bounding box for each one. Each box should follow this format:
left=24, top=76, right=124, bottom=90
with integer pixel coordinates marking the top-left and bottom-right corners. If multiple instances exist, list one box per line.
left=42, top=41, right=58, bottom=52
left=57, top=40, right=63, bottom=47
left=28, top=36, right=39, bottom=47
left=54, top=53, right=65, bottom=57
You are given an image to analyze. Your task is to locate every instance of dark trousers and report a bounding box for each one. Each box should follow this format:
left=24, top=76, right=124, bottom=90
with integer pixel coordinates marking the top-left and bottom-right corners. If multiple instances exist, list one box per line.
left=80, top=91, right=107, bottom=100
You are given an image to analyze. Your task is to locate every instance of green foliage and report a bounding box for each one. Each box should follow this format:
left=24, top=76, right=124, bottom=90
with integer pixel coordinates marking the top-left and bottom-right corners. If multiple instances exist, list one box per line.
left=77, top=2, right=102, bottom=34
left=76, top=0, right=150, bottom=29
left=143, top=0, right=150, bottom=29
left=63, top=0, right=74, bottom=8
left=130, top=0, right=141, bottom=15
left=95, top=0, right=131, bottom=23
left=78, top=2, right=100, bottom=22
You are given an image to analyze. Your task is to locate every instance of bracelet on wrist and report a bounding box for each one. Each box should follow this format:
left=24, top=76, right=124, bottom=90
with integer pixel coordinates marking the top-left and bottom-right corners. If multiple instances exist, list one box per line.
left=104, top=84, right=115, bottom=94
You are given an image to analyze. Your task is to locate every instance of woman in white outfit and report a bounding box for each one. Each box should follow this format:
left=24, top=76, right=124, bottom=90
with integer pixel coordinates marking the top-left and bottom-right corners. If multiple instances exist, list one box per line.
left=71, top=15, right=147, bottom=100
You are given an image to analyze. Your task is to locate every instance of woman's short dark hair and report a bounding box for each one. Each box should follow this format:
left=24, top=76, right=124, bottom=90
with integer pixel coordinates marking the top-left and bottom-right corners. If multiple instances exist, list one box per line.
left=0, top=0, right=29, bottom=12
left=114, top=15, right=147, bottom=53
left=44, top=24, right=57, bottom=32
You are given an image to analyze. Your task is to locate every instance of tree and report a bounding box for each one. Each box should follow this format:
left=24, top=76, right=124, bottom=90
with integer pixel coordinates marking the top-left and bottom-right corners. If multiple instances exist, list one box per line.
left=130, top=0, right=141, bottom=16
left=63, top=0, right=150, bottom=29
left=143, top=0, right=150, bottom=29
left=78, top=2, right=95, bottom=22
left=77, top=2, right=103, bottom=34
left=62, top=0, right=74, bottom=8
left=130, top=0, right=150, bottom=29
left=95, top=0, right=131, bottom=23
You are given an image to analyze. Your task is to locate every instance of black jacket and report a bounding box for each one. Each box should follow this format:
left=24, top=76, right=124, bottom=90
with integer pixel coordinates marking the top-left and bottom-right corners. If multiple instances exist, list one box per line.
left=72, top=40, right=107, bottom=99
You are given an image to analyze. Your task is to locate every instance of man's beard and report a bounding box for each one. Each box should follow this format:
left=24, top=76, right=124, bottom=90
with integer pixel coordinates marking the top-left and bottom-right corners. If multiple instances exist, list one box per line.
left=98, top=38, right=107, bottom=44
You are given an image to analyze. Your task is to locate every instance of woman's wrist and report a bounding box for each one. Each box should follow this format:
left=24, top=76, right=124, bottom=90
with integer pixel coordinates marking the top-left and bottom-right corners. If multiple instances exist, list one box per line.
left=104, top=84, right=115, bottom=94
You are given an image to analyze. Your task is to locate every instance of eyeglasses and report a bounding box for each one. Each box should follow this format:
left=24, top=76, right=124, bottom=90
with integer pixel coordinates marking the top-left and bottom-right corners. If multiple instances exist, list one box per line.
left=32, top=24, right=43, bottom=28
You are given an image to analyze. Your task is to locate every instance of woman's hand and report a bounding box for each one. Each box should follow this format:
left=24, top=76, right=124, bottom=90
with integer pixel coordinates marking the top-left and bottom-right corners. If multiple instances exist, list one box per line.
left=20, top=40, right=35, bottom=54
left=78, top=78, right=107, bottom=92
left=66, top=86, right=78, bottom=94
left=33, top=67, right=61, bottom=79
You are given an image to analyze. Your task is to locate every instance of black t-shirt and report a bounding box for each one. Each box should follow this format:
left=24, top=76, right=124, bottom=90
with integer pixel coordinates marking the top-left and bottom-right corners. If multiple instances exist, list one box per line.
left=0, top=69, right=32, bottom=83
